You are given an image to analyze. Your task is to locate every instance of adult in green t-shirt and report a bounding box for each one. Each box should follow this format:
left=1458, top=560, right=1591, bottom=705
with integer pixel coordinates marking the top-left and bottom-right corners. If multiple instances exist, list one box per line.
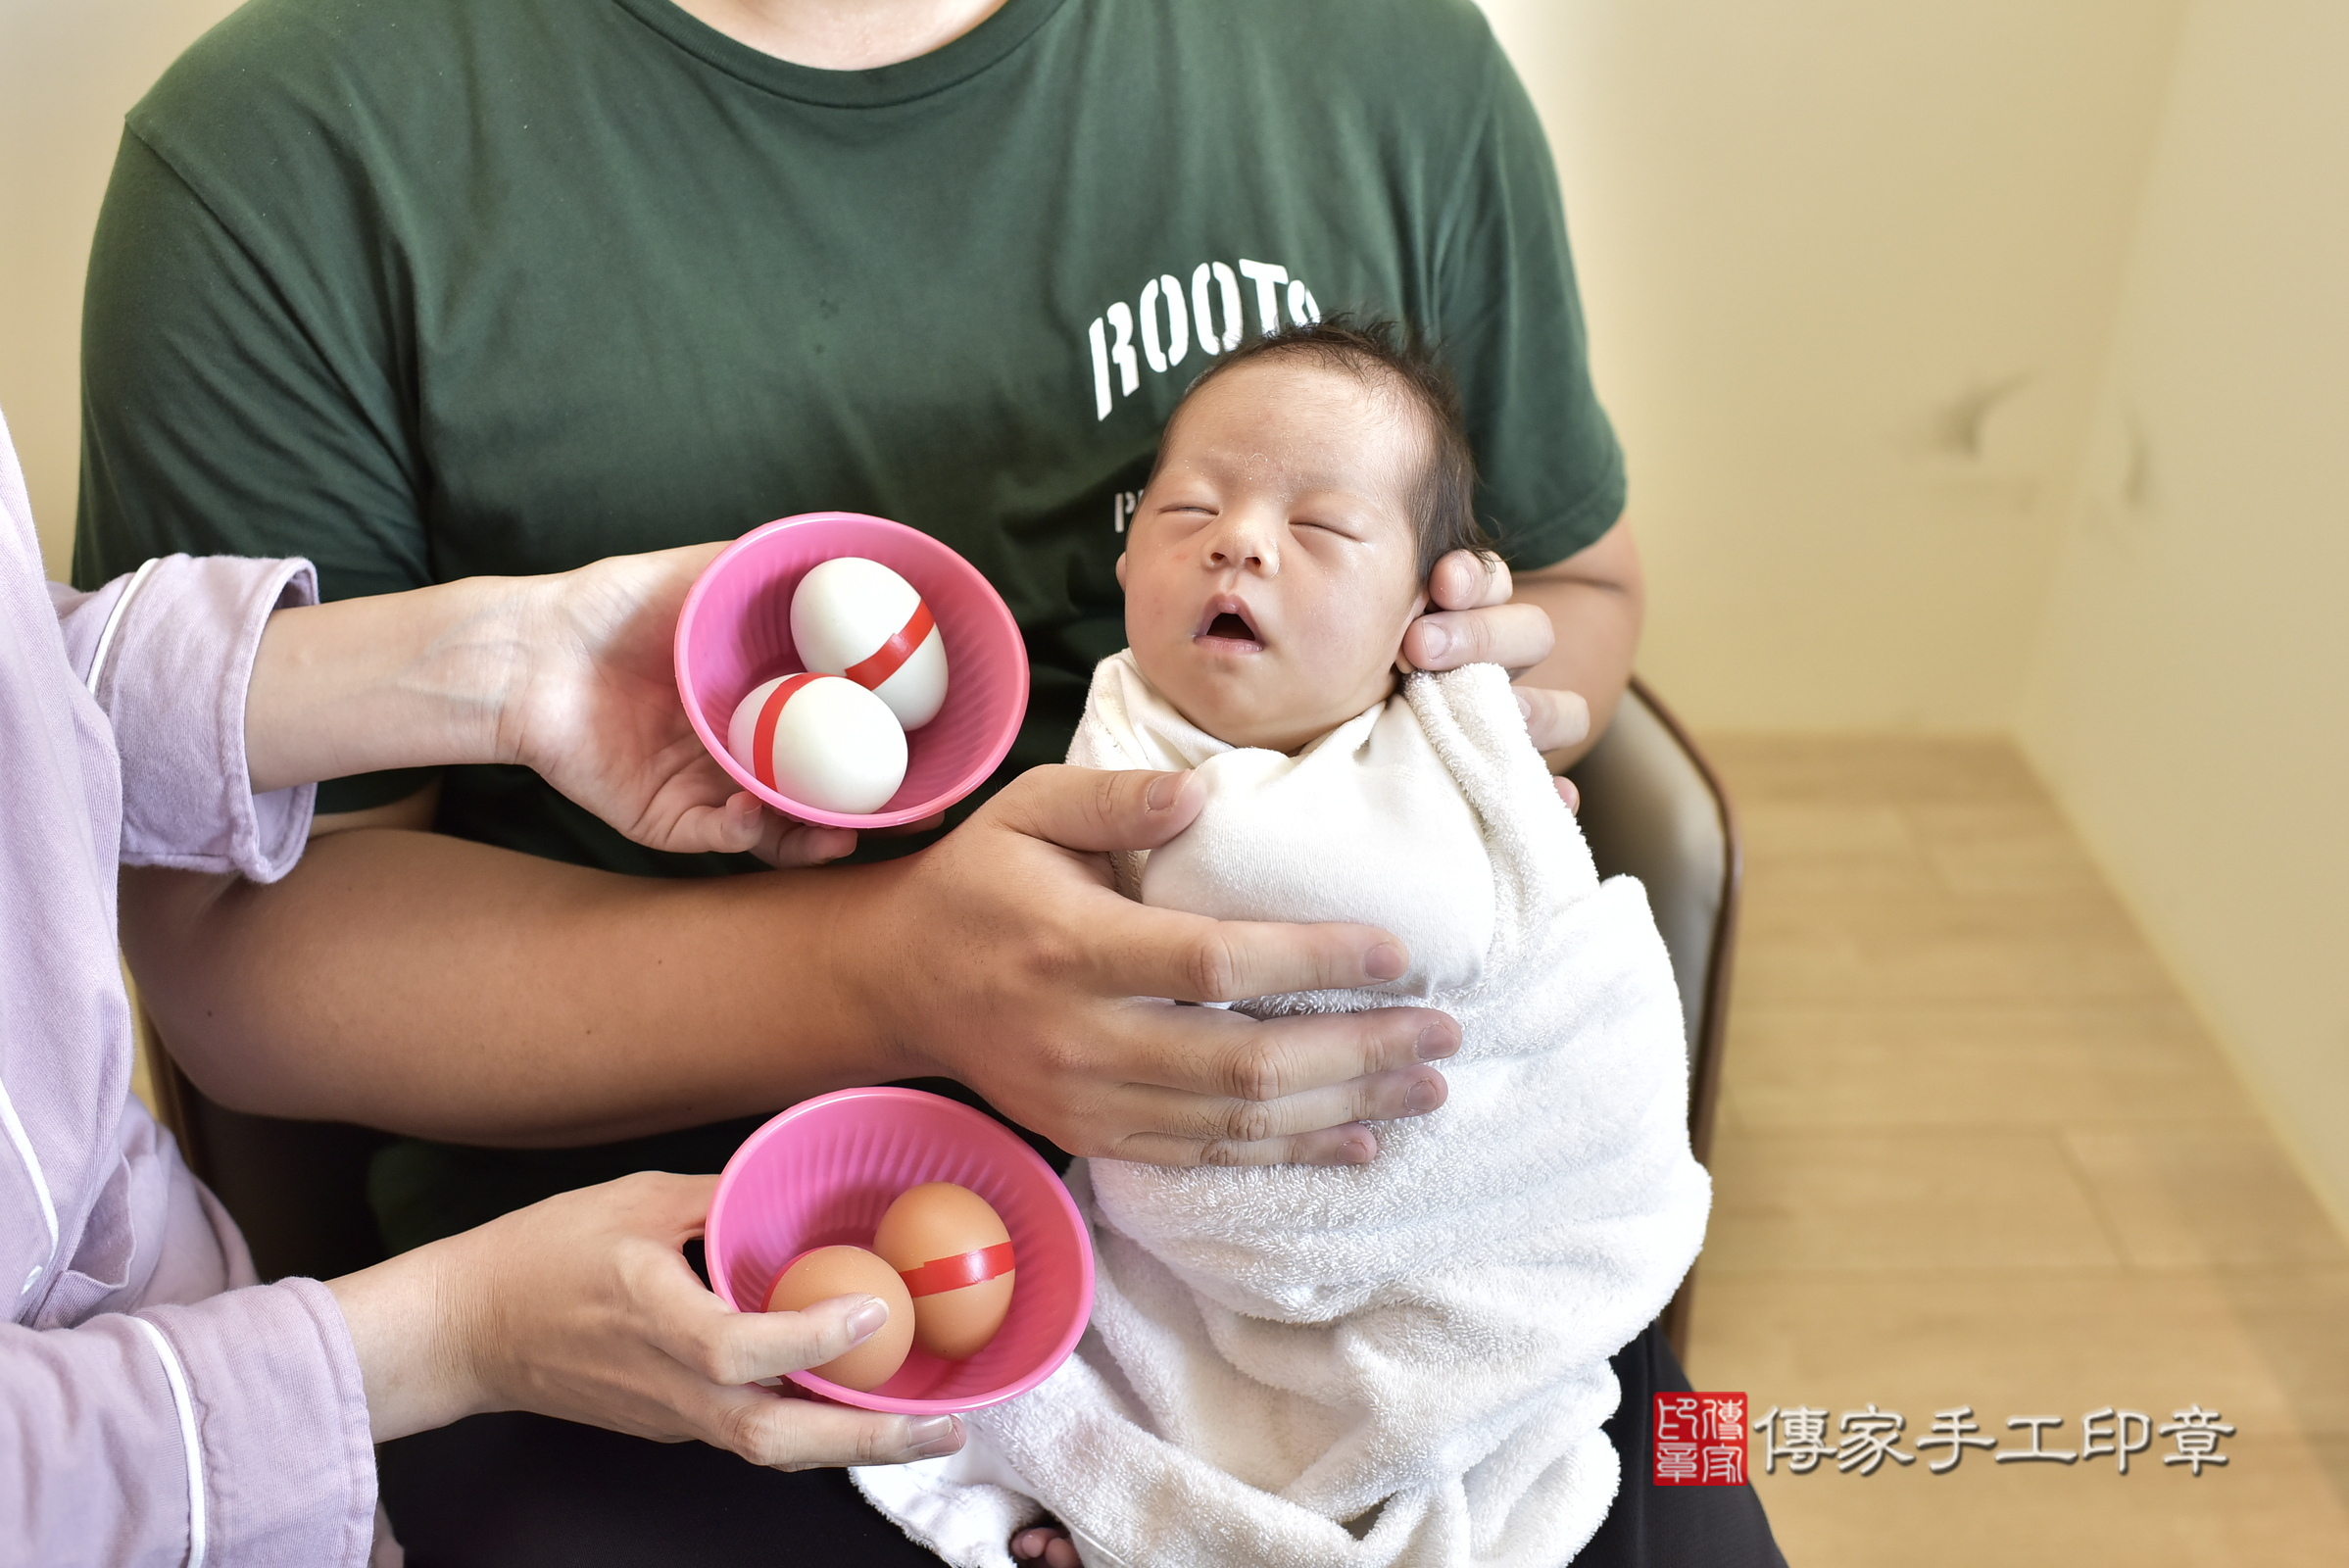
left=74, top=0, right=1762, bottom=1562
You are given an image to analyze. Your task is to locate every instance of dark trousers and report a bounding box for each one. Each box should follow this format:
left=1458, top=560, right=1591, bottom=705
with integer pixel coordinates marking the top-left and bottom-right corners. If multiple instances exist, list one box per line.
left=380, top=1320, right=1785, bottom=1567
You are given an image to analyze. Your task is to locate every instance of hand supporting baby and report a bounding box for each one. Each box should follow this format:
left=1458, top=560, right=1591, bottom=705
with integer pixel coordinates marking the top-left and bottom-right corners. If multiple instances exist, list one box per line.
left=1405, top=547, right=1589, bottom=811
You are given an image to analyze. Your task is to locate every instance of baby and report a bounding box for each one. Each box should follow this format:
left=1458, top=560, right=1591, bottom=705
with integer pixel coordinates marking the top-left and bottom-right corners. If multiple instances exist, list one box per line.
left=857, top=322, right=1711, bottom=1568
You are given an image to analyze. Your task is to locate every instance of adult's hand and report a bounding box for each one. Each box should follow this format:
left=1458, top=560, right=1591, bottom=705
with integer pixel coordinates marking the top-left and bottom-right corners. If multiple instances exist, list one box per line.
left=502, top=545, right=863, bottom=865
left=836, top=765, right=1461, bottom=1166
left=247, top=545, right=856, bottom=867
left=329, top=1171, right=964, bottom=1468
left=1395, top=519, right=1647, bottom=796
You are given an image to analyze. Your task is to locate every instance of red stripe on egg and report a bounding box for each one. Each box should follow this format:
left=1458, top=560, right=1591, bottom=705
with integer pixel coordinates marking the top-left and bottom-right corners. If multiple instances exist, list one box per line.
left=750, top=672, right=823, bottom=791
left=845, top=599, right=935, bottom=692
left=898, top=1240, right=1015, bottom=1298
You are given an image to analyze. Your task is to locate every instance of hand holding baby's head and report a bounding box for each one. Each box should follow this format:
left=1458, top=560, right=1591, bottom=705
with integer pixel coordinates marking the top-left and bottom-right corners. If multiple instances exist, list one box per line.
left=1116, top=318, right=1495, bottom=754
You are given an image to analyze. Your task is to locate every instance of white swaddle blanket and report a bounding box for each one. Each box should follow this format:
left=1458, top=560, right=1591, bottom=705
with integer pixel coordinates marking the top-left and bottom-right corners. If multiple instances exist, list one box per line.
left=856, top=651, right=1711, bottom=1568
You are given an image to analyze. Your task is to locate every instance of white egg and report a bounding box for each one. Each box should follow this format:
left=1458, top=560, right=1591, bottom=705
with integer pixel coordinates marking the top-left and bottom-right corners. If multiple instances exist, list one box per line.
left=727, top=673, right=907, bottom=815
left=790, top=557, right=951, bottom=731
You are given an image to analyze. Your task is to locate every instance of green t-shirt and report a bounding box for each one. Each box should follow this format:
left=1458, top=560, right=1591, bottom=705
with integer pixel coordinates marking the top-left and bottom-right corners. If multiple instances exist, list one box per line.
left=77, top=0, right=1624, bottom=1247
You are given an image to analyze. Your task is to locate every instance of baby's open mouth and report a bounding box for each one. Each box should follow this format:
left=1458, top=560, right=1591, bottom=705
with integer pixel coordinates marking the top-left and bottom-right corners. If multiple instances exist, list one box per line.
left=1194, top=597, right=1263, bottom=649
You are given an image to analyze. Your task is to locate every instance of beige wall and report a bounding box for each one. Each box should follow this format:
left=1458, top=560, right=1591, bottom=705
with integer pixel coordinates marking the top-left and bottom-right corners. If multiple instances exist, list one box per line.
left=2016, top=1, right=2349, bottom=1226
left=1478, top=0, right=2183, bottom=730
left=1487, top=0, right=2349, bottom=1224
left=1, top=0, right=240, bottom=577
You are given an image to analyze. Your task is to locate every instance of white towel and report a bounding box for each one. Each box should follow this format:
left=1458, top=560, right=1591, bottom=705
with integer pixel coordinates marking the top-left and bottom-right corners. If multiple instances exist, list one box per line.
left=856, top=652, right=1711, bottom=1568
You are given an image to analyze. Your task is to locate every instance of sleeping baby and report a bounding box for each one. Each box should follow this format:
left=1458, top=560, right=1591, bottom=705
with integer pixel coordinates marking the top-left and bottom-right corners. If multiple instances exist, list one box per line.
left=856, top=321, right=1712, bottom=1568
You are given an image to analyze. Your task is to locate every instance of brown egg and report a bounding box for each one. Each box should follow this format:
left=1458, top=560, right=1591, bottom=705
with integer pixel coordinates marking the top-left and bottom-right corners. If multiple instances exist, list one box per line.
left=873, top=1182, right=1017, bottom=1360
left=763, top=1245, right=915, bottom=1392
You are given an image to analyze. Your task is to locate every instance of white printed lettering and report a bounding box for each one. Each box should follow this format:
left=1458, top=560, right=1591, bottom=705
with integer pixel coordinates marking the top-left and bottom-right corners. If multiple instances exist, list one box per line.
left=1105, top=302, right=1140, bottom=398
left=1086, top=258, right=1312, bottom=416
left=1237, top=259, right=1290, bottom=334
left=1140, top=276, right=1188, bottom=375
left=1088, top=317, right=1112, bottom=421
left=1157, top=275, right=1189, bottom=369
left=1140, top=279, right=1166, bottom=374
left=1192, top=262, right=1244, bottom=357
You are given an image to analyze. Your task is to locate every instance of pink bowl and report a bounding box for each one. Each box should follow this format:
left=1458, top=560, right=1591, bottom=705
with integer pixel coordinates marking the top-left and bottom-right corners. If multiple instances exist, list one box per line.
left=674, top=514, right=1029, bottom=828
left=705, top=1088, right=1095, bottom=1414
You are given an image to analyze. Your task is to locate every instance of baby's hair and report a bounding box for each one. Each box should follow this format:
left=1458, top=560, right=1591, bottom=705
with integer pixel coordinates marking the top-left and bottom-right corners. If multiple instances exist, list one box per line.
left=1159, top=315, right=1499, bottom=580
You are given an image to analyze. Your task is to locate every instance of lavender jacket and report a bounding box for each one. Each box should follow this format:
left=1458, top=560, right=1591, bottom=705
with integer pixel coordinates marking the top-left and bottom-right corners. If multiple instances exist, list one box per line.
left=1, top=411, right=376, bottom=1566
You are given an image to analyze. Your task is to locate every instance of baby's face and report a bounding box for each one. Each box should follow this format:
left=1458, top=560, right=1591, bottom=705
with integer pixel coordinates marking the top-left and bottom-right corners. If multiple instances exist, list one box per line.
left=1118, top=360, right=1429, bottom=754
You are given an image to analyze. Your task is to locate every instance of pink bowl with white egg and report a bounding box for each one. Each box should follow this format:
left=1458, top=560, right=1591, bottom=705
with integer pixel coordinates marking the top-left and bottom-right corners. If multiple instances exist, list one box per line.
left=705, top=1088, right=1096, bottom=1413
left=673, top=513, right=1029, bottom=828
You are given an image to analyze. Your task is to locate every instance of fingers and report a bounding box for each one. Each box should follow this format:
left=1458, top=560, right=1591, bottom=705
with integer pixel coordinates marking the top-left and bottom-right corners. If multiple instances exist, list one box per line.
left=1554, top=774, right=1581, bottom=813
left=1429, top=548, right=1513, bottom=612
left=1087, top=905, right=1411, bottom=1004
left=1113, top=1121, right=1385, bottom=1167
left=1011, top=1527, right=1085, bottom=1568
left=1401, top=600, right=1555, bottom=675
left=1091, top=1004, right=1458, bottom=1166
left=1182, top=1000, right=1460, bottom=1097
left=632, top=786, right=856, bottom=867
left=1404, top=550, right=1549, bottom=674
left=659, top=794, right=770, bottom=858
left=704, top=1384, right=965, bottom=1470
left=653, top=1282, right=894, bottom=1389
left=1513, top=685, right=1591, bottom=755
left=1123, top=1056, right=1448, bottom=1146
left=985, top=764, right=1204, bottom=854
left=1110, top=1060, right=1446, bottom=1166
left=755, top=818, right=859, bottom=869
left=1124, top=1001, right=1457, bottom=1105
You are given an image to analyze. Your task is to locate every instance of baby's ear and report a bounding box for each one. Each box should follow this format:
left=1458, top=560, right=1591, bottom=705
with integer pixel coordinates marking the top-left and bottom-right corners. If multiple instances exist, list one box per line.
left=1114, top=552, right=1128, bottom=590
left=1395, top=589, right=1432, bottom=674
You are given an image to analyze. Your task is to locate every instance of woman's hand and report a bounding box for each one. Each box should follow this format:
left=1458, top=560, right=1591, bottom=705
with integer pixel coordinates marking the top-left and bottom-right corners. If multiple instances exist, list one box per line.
left=247, top=545, right=851, bottom=866
left=327, top=1171, right=965, bottom=1468
left=499, top=546, right=858, bottom=866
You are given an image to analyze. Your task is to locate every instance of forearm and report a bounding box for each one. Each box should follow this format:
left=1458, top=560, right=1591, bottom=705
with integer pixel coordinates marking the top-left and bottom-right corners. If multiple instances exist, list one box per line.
left=122, top=833, right=906, bottom=1147
left=245, top=576, right=529, bottom=793
left=327, top=1233, right=475, bottom=1443
left=1512, top=516, right=1644, bottom=768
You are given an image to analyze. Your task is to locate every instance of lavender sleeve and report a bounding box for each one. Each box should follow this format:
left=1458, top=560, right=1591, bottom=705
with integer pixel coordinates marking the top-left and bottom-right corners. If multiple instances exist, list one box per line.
left=0, top=1282, right=375, bottom=1568
left=52, top=554, right=318, bottom=882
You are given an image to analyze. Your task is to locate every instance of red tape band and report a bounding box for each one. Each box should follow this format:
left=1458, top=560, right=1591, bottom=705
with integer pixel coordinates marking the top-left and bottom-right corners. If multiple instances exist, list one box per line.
left=750, top=673, right=824, bottom=791
left=845, top=599, right=935, bottom=693
left=899, top=1241, right=1015, bottom=1298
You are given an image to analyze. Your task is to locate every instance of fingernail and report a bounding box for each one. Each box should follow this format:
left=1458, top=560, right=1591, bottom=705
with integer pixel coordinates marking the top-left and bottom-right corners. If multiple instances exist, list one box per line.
left=1515, top=691, right=1534, bottom=719
left=1415, top=1024, right=1459, bottom=1061
left=1418, top=624, right=1452, bottom=662
left=1342, top=1126, right=1380, bottom=1163
left=1405, top=1076, right=1444, bottom=1115
left=844, top=1297, right=890, bottom=1344
left=1364, top=942, right=1406, bottom=981
left=1147, top=771, right=1191, bottom=810
left=906, top=1415, right=963, bottom=1457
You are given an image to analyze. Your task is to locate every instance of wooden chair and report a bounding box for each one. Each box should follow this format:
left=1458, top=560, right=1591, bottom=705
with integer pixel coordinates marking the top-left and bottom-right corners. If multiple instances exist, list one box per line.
left=145, top=676, right=1741, bottom=1346
left=1565, top=677, right=1742, bottom=1356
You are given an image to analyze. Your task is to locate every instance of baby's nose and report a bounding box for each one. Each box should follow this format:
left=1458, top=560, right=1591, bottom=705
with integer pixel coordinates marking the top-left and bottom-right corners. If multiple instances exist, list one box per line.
left=1206, top=520, right=1278, bottom=570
